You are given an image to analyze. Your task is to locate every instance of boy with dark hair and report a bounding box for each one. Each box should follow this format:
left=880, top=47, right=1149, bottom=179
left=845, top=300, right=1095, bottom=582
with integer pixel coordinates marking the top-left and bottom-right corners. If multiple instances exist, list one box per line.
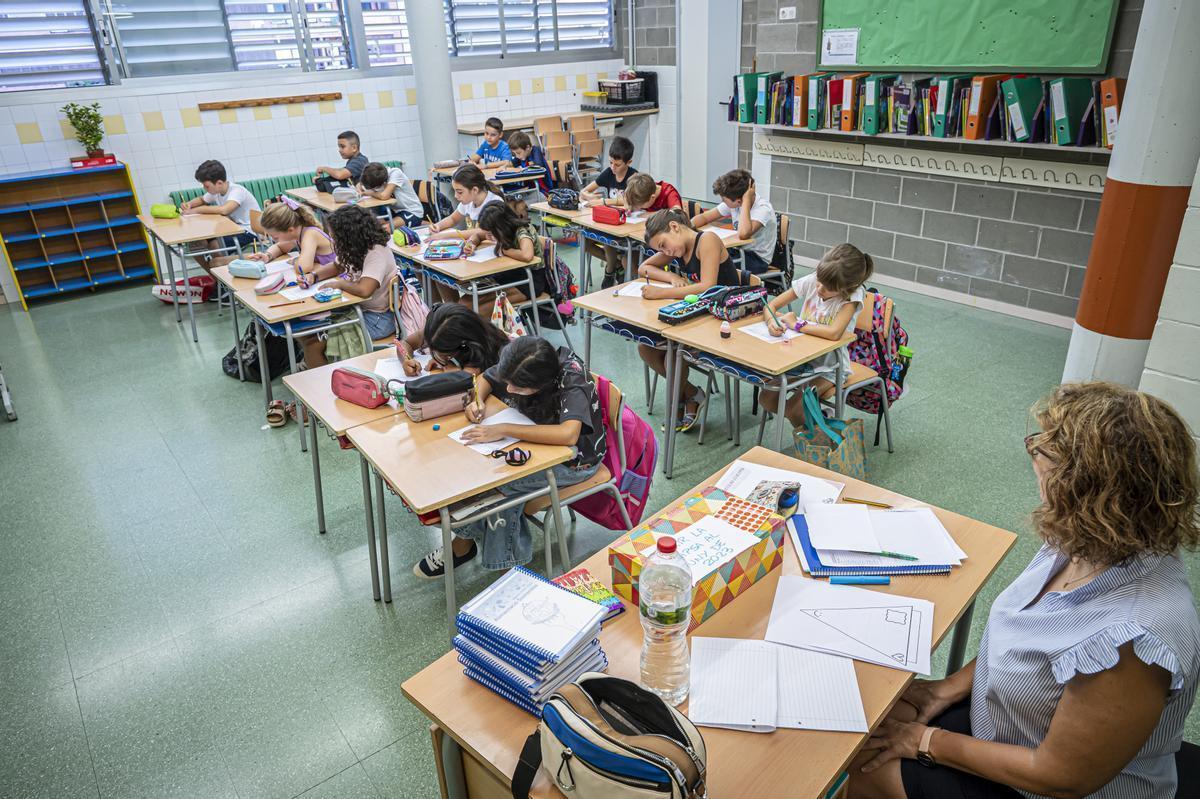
left=358, top=161, right=425, bottom=227
left=316, top=130, right=368, bottom=183
left=180, top=159, right=260, bottom=272
left=469, top=117, right=513, bottom=166
left=506, top=131, right=553, bottom=194
left=579, top=135, right=639, bottom=288
left=691, top=168, right=777, bottom=274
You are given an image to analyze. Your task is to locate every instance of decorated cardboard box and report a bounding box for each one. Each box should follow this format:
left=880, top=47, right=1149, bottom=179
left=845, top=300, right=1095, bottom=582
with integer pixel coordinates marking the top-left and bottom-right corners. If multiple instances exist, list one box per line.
left=609, top=486, right=785, bottom=631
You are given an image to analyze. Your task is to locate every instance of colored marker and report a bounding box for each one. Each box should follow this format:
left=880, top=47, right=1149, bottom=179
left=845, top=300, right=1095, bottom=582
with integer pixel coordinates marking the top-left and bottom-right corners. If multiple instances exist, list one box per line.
left=831, top=576, right=890, bottom=585
left=877, top=550, right=920, bottom=562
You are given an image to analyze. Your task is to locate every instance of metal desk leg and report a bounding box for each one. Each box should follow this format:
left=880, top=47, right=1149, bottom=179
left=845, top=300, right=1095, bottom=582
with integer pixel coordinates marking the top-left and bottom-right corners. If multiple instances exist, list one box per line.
left=546, top=469, right=570, bottom=574
left=310, top=412, right=326, bottom=534
left=256, top=319, right=273, bottom=407
left=470, top=283, right=479, bottom=314
left=231, top=293, right=245, bottom=381
left=774, top=375, right=789, bottom=452
left=833, top=360, right=845, bottom=418
left=374, top=474, right=392, bottom=603
left=161, top=240, right=182, bottom=323
left=733, top=380, right=742, bottom=446
left=439, top=507, right=457, bottom=632
left=360, top=457, right=381, bottom=601
left=623, top=239, right=635, bottom=282
left=583, top=309, right=592, bottom=373
left=946, top=600, right=975, bottom=674
left=664, top=342, right=683, bottom=479
left=284, top=322, right=307, bottom=453
left=181, top=246, right=198, bottom=343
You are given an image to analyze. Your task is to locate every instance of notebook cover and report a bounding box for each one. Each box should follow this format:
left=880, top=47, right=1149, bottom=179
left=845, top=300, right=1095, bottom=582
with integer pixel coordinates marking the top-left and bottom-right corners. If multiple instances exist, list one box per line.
left=552, top=567, right=626, bottom=622
left=790, top=515, right=952, bottom=577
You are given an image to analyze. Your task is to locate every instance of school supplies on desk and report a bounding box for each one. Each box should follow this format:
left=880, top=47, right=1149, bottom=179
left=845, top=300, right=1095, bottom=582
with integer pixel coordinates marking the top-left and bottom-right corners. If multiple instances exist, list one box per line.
left=448, top=406, right=536, bottom=454
left=465, top=244, right=497, bottom=263
left=254, top=273, right=286, bottom=296
left=765, top=575, right=935, bottom=674
left=714, top=458, right=844, bottom=511
left=494, top=166, right=546, bottom=181
left=423, top=240, right=464, bottom=260
left=551, top=567, right=625, bottom=623
left=613, top=280, right=669, bottom=297
left=740, top=320, right=802, bottom=345
left=228, top=259, right=267, bottom=279
left=789, top=509, right=963, bottom=578
left=688, top=637, right=867, bottom=734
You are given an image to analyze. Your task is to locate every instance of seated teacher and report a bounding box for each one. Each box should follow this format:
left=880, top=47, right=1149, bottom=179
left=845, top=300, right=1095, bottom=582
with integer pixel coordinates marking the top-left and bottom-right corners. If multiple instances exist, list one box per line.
left=851, top=381, right=1200, bottom=799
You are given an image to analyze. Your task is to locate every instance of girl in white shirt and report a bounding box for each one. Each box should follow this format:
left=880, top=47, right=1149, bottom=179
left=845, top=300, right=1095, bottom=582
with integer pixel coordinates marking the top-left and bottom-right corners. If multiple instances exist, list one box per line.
left=427, top=164, right=503, bottom=237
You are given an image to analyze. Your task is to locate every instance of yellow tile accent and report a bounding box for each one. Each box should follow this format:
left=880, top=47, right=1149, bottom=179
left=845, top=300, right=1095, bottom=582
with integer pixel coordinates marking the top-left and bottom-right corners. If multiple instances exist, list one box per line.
left=142, top=111, right=165, bottom=131
left=406, top=88, right=417, bottom=106
left=508, top=80, right=522, bottom=96
left=458, top=83, right=474, bottom=101
left=378, top=90, right=394, bottom=108
left=16, top=122, right=42, bottom=144
left=554, top=75, right=567, bottom=92
left=532, top=78, right=545, bottom=93
left=598, top=72, right=609, bottom=80
left=318, top=101, right=335, bottom=115
left=349, top=92, right=365, bottom=111
left=104, top=115, right=126, bottom=135
left=483, top=81, right=498, bottom=99
left=218, top=109, right=237, bottom=124
left=180, top=107, right=202, bottom=128
left=576, top=73, right=588, bottom=89
left=59, top=120, right=77, bottom=140
left=286, top=103, right=305, bottom=118
left=253, top=106, right=272, bottom=121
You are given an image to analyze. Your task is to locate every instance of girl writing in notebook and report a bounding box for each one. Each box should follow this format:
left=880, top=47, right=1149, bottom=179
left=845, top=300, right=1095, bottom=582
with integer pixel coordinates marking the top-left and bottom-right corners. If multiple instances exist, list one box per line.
left=426, top=164, right=504, bottom=238
left=412, top=337, right=606, bottom=579
left=246, top=198, right=337, bottom=279
left=456, top=203, right=547, bottom=320
left=760, top=243, right=873, bottom=427
left=396, top=303, right=509, bottom=377
left=636, top=208, right=744, bottom=433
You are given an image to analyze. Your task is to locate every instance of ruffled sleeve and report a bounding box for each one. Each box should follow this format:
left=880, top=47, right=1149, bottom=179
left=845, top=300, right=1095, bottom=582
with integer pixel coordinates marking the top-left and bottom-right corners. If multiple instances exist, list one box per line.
left=1049, top=622, right=1186, bottom=691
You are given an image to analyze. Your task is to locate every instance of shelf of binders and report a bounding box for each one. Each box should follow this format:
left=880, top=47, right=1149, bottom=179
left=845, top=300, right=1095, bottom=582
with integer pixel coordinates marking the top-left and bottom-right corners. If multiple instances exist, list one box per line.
left=740, top=121, right=1112, bottom=156
left=0, top=163, right=158, bottom=309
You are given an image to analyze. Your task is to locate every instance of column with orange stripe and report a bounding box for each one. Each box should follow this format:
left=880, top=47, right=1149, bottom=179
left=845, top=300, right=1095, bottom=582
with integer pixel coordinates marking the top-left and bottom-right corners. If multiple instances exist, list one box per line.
left=1063, top=0, right=1200, bottom=386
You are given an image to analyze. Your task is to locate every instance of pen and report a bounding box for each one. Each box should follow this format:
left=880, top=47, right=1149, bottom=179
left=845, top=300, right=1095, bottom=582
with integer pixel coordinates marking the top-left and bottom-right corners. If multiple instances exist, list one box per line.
left=843, top=496, right=893, bottom=509
left=877, top=550, right=920, bottom=562
left=831, top=576, right=890, bottom=585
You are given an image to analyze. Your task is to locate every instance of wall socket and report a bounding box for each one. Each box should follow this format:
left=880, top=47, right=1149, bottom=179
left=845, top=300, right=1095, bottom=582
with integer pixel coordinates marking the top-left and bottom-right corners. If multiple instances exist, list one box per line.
left=779, top=6, right=797, bottom=20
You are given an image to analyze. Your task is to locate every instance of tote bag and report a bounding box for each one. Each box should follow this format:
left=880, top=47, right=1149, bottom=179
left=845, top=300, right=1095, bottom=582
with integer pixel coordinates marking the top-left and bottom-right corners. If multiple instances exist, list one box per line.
left=490, top=290, right=529, bottom=340
left=793, top=388, right=866, bottom=481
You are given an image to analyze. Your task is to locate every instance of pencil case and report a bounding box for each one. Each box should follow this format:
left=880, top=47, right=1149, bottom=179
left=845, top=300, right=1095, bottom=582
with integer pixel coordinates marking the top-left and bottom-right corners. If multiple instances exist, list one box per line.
left=150, top=203, right=179, bottom=219
left=403, top=371, right=472, bottom=422
left=254, top=273, right=286, bottom=296
left=707, top=285, right=767, bottom=322
left=331, top=367, right=391, bottom=409
left=228, top=259, right=267, bottom=279
left=590, top=204, right=626, bottom=226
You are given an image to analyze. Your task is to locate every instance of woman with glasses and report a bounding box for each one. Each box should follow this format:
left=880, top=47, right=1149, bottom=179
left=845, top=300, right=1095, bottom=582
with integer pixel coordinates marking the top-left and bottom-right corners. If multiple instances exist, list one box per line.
left=850, top=382, right=1200, bottom=799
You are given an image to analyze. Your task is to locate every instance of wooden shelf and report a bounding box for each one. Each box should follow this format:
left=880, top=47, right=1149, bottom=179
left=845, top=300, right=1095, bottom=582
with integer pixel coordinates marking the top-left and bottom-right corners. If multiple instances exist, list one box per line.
left=737, top=121, right=1111, bottom=156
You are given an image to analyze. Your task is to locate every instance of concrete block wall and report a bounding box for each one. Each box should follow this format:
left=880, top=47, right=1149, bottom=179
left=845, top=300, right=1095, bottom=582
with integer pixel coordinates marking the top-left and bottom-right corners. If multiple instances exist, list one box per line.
left=1140, top=163, right=1200, bottom=448
left=616, top=0, right=676, bottom=67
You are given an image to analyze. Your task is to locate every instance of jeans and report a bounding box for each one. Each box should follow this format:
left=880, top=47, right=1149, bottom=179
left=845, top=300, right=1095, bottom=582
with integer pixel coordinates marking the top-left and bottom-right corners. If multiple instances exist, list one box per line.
left=458, top=460, right=601, bottom=570
left=740, top=248, right=770, bottom=275
left=362, top=309, right=396, bottom=341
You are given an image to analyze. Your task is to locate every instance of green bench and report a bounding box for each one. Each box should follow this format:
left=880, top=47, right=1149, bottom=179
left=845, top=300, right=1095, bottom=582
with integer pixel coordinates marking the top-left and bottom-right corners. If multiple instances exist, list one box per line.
left=168, top=161, right=406, bottom=208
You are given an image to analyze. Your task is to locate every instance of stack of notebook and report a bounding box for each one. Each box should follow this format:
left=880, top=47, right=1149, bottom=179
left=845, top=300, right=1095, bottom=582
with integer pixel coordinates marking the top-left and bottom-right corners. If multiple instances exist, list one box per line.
left=454, top=567, right=608, bottom=715
left=790, top=505, right=967, bottom=577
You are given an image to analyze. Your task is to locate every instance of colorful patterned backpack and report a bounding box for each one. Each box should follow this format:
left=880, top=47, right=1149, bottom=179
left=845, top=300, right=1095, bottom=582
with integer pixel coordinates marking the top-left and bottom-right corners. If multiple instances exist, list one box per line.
left=846, top=290, right=911, bottom=423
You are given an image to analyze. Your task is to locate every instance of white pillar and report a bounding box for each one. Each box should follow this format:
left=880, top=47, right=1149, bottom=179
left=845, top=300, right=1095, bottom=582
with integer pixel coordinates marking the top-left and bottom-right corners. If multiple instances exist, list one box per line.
left=408, top=0, right=458, bottom=167
left=677, top=0, right=740, bottom=200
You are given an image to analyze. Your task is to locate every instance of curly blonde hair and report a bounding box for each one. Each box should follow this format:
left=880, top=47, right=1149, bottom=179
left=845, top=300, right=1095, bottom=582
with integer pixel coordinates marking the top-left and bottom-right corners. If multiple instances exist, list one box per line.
left=1029, top=382, right=1199, bottom=565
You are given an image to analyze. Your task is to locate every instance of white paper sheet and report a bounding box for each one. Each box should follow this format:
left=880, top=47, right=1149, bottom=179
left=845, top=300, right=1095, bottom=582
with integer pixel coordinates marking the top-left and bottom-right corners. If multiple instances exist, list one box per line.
left=279, top=279, right=334, bottom=301
left=614, top=280, right=669, bottom=298
left=448, top=406, right=536, bottom=454
left=708, top=226, right=742, bottom=241
left=466, top=244, right=497, bottom=263
left=666, top=517, right=763, bottom=587
left=739, top=320, right=803, bottom=344
left=819, top=508, right=964, bottom=568
left=689, top=637, right=867, bottom=734
left=804, top=504, right=880, bottom=553
left=714, top=459, right=844, bottom=512
left=821, top=27, right=859, bottom=66
left=766, top=576, right=934, bottom=675
left=625, top=210, right=647, bottom=223
left=264, top=258, right=294, bottom=275
left=372, top=354, right=434, bottom=409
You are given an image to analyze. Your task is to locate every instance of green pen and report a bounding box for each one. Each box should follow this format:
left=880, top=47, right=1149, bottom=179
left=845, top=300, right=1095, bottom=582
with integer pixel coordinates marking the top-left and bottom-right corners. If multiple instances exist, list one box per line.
left=877, top=550, right=920, bottom=562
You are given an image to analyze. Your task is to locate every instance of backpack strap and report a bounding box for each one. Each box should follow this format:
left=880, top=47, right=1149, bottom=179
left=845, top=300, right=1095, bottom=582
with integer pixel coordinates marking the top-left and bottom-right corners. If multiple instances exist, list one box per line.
left=511, top=730, right=542, bottom=799
left=800, top=387, right=845, bottom=447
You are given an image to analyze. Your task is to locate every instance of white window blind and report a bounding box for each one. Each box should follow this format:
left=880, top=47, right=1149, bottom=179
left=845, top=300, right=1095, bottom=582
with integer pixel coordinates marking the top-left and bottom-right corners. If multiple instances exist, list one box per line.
left=104, top=0, right=234, bottom=77
left=0, top=1, right=105, bottom=91
left=225, top=0, right=348, bottom=71
left=444, top=0, right=610, bottom=57
left=361, top=0, right=409, bottom=67
left=444, top=0, right=502, bottom=57
left=553, top=0, right=611, bottom=51
left=302, top=0, right=351, bottom=71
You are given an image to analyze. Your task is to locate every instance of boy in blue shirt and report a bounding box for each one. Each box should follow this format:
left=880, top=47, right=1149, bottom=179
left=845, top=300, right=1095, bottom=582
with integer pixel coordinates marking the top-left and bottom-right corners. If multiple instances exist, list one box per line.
left=506, top=131, right=553, bottom=194
left=469, top=117, right=513, bottom=166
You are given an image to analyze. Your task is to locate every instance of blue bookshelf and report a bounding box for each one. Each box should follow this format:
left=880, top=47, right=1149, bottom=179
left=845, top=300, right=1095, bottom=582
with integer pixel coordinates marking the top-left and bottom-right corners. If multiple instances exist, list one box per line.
left=0, top=163, right=157, bottom=309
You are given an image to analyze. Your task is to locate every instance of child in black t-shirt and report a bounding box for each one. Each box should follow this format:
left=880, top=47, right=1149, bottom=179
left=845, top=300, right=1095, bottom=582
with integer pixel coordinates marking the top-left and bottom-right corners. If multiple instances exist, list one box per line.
left=579, top=136, right=638, bottom=289
left=412, top=337, right=607, bottom=579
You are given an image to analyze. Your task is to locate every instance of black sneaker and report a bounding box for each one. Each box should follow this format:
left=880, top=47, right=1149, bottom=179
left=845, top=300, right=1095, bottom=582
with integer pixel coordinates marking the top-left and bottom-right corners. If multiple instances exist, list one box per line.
left=600, top=271, right=618, bottom=290
left=413, top=541, right=478, bottom=579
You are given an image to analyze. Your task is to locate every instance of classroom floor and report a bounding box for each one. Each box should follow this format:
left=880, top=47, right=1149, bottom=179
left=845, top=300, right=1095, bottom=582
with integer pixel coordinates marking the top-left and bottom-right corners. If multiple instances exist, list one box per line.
left=1, top=247, right=1198, bottom=799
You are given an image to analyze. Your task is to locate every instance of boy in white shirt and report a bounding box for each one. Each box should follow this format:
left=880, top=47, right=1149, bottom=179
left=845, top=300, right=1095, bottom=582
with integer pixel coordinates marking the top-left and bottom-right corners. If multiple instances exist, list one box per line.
left=181, top=159, right=261, bottom=273
left=691, top=168, right=777, bottom=275
left=358, top=161, right=425, bottom=228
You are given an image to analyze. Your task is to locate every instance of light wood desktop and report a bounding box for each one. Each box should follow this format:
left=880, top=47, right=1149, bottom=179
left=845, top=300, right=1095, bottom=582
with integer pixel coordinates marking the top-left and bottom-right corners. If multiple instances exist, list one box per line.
left=430, top=163, right=547, bottom=188
left=138, top=213, right=247, bottom=342
left=285, top=185, right=392, bottom=214
left=456, top=108, right=659, bottom=136
left=390, top=240, right=538, bottom=282
left=401, top=446, right=1018, bottom=799
left=346, top=401, right=574, bottom=614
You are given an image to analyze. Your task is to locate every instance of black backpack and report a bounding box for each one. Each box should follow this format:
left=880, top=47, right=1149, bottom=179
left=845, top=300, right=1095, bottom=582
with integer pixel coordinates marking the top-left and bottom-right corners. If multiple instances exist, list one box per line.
left=222, top=323, right=302, bottom=383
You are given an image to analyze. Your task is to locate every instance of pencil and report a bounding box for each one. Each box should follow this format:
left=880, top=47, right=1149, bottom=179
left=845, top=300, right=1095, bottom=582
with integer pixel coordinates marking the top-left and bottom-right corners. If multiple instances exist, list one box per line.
left=877, top=550, right=920, bottom=562
left=843, top=496, right=894, bottom=509
left=269, top=300, right=304, bottom=308
left=765, top=302, right=783, bottom=327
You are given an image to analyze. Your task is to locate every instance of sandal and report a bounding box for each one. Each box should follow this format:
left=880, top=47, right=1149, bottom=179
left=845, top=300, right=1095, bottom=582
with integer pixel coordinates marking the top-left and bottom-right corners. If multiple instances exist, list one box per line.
left=675, top=390, right=708, bottom=433
left=285, top=401, right=309, bottom=426
left=266, top=400, right=287, bottom=428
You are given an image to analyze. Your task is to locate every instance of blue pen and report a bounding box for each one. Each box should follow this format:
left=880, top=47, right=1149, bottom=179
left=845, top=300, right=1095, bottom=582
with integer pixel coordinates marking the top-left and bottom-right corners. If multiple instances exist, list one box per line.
left=831, top=576, right=890, bottom=585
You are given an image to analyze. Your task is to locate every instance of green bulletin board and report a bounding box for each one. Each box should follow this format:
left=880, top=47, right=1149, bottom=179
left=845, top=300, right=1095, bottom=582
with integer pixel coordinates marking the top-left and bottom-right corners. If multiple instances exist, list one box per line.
left=818, top=0, right=1120, bottom=73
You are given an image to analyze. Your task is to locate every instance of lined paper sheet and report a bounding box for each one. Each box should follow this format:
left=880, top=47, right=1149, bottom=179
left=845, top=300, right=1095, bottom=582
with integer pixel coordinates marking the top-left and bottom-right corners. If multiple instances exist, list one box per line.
left=614, top=280, right=669, bottom=297
left=448, top=407, right=535, bottom=454
left=689, top=638, right=778, bottom=733
left=739, top=321, right=803, bottom=344
left=776, top=646, right=868, bottom=732
left=805, top=504, right=880, bottom=553
left=466, top=244, right=497, bottom=263
left=817, top=508, right=965, bottom=568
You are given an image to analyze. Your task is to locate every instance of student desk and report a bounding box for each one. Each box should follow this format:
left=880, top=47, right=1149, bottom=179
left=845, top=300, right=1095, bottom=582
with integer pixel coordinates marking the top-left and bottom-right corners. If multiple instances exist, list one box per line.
left=455, top=108, right=660, bottom=136
left=389, top=240, right=541, bottom=319
left=429, top=164, right=548, bottom=204
left=138, top=213, right=247, bottom=343
left=401, top=446, right=1018, bottom=799
left=345, top=401, right=574, bottom=623
left=284, top=186, right=393, bottom=224
left=662, top=317, right=855, bottom=479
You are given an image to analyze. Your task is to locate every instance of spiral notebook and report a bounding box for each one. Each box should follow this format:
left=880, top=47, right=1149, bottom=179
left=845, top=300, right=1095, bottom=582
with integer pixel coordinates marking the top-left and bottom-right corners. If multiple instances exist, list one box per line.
left=790, top=515, right=954, bottom=576
left=457, top=566, right=606, bottom=665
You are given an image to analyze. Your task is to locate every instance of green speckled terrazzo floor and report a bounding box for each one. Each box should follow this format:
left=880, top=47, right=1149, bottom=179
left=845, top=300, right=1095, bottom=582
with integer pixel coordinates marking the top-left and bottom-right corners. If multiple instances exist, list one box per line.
left=1, top=246, right=1196, bottom=799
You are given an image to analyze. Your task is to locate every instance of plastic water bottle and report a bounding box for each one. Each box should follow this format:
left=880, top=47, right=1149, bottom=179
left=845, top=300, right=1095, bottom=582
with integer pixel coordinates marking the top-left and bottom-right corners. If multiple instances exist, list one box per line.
left=639, top=537, right=693, bottom=706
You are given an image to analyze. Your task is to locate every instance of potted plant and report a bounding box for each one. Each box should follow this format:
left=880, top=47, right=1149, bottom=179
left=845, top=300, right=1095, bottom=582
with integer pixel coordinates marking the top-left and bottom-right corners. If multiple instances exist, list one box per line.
left=60, top=102, right=106, bottom=157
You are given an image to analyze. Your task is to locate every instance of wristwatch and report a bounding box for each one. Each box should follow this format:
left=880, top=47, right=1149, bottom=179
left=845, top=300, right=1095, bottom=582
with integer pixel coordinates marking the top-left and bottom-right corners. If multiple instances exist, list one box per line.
left=917, top=726, right=938, bottom=768
left=792, top=319, right=808, bottom=332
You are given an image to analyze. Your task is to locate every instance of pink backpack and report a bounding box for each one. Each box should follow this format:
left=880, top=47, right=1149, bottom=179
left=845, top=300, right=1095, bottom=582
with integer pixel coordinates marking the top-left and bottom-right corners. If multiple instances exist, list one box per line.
left=397, top=276, right=429, bottom=339
left=571, top=374, right=657, bottom=530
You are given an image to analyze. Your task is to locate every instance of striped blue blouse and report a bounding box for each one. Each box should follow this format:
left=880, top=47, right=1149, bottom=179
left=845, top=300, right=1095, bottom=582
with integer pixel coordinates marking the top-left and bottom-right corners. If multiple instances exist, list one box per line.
left=971, top=544, right=1200, bottom=799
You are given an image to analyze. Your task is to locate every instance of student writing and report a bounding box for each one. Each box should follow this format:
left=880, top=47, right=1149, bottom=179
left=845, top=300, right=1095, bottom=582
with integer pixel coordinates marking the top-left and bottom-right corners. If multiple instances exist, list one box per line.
left=315, top=130, right=368, bottom=184
left=623, top=172, right=682, bottom=215
left=427, top=164, right=504, bottom=237
left=761, top=243, right=872, bottom=426
left=579, top=135, right=637, bottom=288
left=396, top=303, right=509, bottom=378
left=414, top=337, right=606, bottom=578
left=457, top=202, right=547, bottom=318
left=357, top=161, right=424, bottom=228
left=180, top=159, right=261, bottom=273
left=245, top=198, right=336, bottom=278
left=506, top=131, right=552, bottom=194
left=691, top=168, right=777, bottom=275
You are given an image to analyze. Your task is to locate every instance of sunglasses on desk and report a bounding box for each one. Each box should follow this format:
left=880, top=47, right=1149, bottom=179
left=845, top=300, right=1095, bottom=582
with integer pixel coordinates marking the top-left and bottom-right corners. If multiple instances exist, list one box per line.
left=490, top=447, right=531, bottom=467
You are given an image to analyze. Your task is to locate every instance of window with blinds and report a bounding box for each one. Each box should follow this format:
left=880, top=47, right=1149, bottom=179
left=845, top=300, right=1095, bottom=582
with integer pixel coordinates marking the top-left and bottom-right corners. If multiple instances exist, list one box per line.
left=224, top=0, right=348, bottom=71
left=0, top=1, right=106, bottom=91
left=553, top=0, right=612, bottom=51
left=361, top=0, right=409, bottom=67
left=104, top=0, right=234, bottom=77
left=444, top=0, right=611, bottom=57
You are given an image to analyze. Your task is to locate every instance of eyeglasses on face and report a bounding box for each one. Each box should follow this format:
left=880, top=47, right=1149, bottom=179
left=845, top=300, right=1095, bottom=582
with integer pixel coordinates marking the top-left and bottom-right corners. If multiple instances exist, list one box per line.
left=1024, top=433, right=1051, bottom=462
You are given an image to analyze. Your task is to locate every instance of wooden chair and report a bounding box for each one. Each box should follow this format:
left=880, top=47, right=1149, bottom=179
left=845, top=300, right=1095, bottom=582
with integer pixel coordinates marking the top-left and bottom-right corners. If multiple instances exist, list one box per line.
left=509, top=237, right=575, bottom=352
left=545, top=144, right=577, bottom=188
left=571, top=127, right=600, bottom=144
left=575, top=138, right=604, bottom=183
left=249, top=209, right=266, bottom=237
left=372, top=269, right=405, bottom=350
left=565, top=114, right=596, bottom=133
left=533, top=115, right=564, bottom=144
left=753, top=291, right=895, bottom=453
left=683, top=198, right=709, bottom=221
left=542, top=129, right=572, bottom=149
left=411, top=178, right=441, bottom=224
left=523, top=372, right=634, bottom=571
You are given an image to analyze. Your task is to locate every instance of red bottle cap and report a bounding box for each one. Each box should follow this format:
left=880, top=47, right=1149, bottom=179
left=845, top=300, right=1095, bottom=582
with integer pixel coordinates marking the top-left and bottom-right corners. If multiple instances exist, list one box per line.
left=656, top=536, right=677, bottom=554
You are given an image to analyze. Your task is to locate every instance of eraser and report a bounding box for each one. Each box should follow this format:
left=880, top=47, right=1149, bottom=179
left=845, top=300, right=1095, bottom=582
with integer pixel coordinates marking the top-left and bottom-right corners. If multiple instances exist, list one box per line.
left=432, top=424, right=441, bottom=431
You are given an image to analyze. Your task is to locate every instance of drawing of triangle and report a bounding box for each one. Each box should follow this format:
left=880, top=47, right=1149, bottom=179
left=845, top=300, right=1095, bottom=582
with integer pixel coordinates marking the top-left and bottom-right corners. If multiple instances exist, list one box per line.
left=799, top=606, right=915, bottom=665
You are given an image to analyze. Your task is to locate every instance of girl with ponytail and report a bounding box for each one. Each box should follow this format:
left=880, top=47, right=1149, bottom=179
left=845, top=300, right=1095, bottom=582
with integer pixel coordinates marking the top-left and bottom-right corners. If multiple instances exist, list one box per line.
left=247, top=197, right=337, bottom=280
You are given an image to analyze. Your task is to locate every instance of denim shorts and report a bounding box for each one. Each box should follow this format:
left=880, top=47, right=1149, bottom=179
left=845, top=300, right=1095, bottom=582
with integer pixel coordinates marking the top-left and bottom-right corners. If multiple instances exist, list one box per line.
left=362, top=310, right=396, bottom=340
left=221, top=231, right=257, bottom=252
